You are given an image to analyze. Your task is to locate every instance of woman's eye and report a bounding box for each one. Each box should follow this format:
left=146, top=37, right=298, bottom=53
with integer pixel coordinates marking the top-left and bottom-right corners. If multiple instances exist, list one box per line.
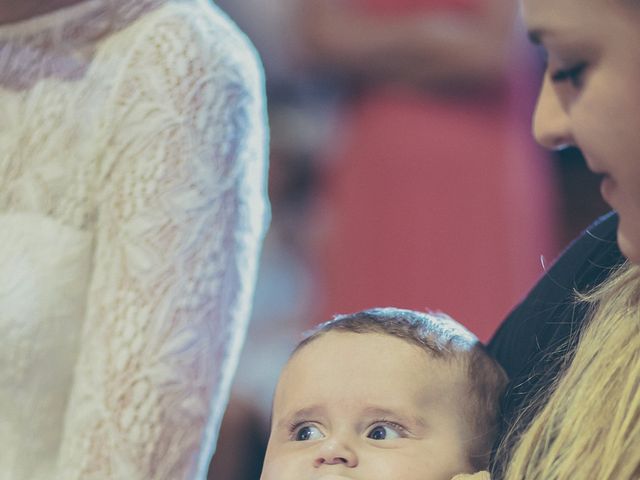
left=293, top=424, right=324, bottom=441
left=366, top=423, right=403, bottom=440
left=550, top=62, right=587, bottom=88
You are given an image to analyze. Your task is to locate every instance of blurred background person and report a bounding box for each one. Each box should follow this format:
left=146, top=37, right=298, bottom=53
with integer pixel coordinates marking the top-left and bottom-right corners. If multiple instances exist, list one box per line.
left=209, top=0, right=608, bottom=479
left=305, top=0, right=559, bottom=342
left=0, top=0, right=269, bottom=479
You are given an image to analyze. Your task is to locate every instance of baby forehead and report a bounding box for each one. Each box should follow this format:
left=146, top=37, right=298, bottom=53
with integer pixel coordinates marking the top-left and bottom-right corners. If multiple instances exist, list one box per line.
left=276, top=331, right=470, bottom=400
left=273, top=339, right=469, bottom=423
left=289, top=330, right=470, bottom=367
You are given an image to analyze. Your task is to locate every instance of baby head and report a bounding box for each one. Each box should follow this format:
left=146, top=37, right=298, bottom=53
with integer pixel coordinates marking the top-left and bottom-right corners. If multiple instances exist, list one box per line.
left=260, top=308, right=507, bottom=480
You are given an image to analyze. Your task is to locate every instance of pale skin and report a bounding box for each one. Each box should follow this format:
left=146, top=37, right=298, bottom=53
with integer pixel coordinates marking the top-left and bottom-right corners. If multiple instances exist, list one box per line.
left=522, top=0, right=640, bottom=261
left=0, top=0, right=87, bottom=24
left=261, top=331, right=480, bottom=480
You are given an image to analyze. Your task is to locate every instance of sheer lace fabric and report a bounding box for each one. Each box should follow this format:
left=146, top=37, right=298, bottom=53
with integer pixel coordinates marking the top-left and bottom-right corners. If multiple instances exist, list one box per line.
left=0, top=1, right=269, bottom=478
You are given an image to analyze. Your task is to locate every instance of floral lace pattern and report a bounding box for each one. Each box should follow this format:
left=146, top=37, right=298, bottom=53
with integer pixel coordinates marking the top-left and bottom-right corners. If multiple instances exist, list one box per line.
left=0, top=1, right=269, bottom=479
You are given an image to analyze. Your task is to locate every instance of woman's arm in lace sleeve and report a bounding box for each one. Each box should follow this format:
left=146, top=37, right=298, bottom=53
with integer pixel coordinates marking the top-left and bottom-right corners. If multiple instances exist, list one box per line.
left=56, top=9, right=269, bottom=479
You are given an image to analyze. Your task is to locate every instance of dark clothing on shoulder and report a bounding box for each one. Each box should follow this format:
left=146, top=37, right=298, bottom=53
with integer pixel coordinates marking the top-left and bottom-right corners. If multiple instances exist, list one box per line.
left=487, top=212, right=625, bottom=477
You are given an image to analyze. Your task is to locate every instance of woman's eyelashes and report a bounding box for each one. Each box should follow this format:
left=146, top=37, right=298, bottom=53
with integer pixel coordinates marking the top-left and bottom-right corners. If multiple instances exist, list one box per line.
left=550, top=62, right=587, bottom=88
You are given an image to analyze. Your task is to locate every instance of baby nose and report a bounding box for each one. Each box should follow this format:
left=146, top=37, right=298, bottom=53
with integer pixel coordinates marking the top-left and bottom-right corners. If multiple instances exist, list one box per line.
left=313, top=438, right=358, bottom=468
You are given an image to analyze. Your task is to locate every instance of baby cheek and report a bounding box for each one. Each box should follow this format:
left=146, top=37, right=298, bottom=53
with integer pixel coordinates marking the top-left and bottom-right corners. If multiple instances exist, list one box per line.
left=358, top=451, right=422, bottom=480
left=260, top=460, right=281, bottom=480
left=376, top=449, right=464, bottom=480
left=260, top=448, right=299, bottom=480
left=387, top=464, right=434, bottom=480
left=259, top=449, right=279, bottom=480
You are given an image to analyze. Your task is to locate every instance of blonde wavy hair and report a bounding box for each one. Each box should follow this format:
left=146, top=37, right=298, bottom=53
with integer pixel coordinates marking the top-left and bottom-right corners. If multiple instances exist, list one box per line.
left=504, top=262, right=640, bottom=479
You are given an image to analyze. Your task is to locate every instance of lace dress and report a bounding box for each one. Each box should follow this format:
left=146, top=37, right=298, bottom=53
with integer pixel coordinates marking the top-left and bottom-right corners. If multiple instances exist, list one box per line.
left=0, top=1, right=269, bottom=479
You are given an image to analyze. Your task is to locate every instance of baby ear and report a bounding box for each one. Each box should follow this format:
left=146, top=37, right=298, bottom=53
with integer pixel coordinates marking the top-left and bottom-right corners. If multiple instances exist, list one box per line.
left=450, top=472, right=491, bottom=480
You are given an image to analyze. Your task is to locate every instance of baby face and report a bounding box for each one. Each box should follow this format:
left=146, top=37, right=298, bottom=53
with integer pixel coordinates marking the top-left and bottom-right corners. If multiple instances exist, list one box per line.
left=261, top=331, right=476, bottom=480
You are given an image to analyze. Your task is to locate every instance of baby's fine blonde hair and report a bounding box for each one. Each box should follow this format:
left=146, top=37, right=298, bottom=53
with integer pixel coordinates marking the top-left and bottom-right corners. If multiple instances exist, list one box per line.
left=505, top=263, right=640, bottom=479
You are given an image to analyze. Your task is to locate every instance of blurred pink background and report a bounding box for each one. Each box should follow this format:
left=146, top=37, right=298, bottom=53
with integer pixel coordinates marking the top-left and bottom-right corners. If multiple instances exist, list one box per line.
left=207, top=1, right=609, bottom=478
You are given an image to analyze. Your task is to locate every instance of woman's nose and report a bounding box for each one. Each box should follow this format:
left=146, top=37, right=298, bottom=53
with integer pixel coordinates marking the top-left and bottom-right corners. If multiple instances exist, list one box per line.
left=532, top=74, right=574, bottom=151
left=313, top=437, right=358, bottom=468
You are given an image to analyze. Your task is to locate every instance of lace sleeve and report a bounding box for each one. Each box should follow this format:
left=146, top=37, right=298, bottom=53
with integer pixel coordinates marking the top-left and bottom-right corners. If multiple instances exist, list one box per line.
left=55, top=8, right=269, bottom=479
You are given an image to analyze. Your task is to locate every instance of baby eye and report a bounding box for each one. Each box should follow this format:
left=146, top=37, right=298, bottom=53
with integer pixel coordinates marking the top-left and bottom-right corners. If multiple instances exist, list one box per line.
left=550, top=62, right=587, bottom=88
left=292, top=424, right=324, bottom=442
left=366, top=423, right=404, bottom=440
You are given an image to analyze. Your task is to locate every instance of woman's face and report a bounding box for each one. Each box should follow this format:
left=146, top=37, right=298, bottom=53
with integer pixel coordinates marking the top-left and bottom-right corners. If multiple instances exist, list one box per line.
left=522, top=0, right=640, bottom=262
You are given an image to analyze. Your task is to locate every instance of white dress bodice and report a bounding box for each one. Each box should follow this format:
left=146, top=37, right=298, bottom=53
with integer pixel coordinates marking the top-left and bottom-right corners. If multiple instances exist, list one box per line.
left=0, top=1, right=269, bottom=478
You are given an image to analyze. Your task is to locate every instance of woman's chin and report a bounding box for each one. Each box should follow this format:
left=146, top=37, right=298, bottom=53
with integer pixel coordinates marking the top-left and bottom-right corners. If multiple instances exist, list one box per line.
left=616, top=223, right=640, bottom=265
